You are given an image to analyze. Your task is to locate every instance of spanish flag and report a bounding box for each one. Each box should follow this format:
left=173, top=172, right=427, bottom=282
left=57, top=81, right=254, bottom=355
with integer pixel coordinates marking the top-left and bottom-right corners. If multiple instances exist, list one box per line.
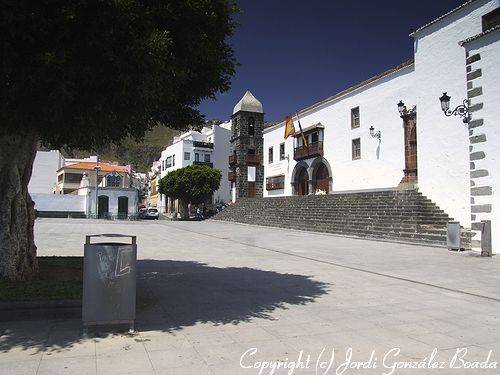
left=284, top=115, right=295, bottom=139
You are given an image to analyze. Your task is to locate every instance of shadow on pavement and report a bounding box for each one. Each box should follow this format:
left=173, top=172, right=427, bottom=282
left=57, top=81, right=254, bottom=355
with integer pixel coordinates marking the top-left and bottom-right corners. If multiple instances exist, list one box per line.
left=0, top=259, right=329, bottom=354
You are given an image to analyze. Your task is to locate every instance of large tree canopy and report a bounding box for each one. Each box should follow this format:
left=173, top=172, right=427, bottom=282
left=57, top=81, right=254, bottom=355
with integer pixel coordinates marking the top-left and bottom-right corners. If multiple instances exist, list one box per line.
left=1, top=0, right=238, bottom=148
left=0, top=0, right=238, bottom=280
left=159, top=165, right=221, bottom=218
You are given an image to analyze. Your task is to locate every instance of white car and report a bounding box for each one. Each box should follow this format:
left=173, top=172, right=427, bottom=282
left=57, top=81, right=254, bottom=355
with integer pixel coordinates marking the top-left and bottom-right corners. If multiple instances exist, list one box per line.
left=143, top=208, right=159, bottom=220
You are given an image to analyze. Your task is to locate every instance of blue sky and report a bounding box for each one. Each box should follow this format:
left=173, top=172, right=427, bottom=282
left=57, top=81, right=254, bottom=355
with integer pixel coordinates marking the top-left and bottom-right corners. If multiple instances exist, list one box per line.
left=197, top=0, right=464, bottom=122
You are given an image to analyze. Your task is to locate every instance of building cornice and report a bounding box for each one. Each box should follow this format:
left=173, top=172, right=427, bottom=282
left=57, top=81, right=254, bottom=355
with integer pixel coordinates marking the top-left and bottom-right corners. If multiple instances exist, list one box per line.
left=459, top=24, right=500, bottom=45
left=409, top=0, right=478, bottom=37
left=263, top=59, right=414, bottom=134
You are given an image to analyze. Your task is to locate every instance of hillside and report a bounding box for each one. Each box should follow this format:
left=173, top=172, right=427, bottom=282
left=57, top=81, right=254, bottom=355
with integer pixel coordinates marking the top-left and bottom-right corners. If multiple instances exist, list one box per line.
left=40, top=126, right=179, bottom=173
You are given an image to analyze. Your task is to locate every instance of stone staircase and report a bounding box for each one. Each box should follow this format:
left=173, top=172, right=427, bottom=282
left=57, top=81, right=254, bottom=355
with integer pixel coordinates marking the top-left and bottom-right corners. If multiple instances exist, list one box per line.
left=213, top=189, right=471, bottom=248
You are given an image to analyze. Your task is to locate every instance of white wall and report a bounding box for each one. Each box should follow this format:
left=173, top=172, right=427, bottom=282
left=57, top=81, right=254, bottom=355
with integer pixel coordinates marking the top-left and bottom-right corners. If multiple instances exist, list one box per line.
left=84, top=187, right=139, bottom=216
left=32, top=193, right=86, bottom=212
left=412, top=0, right=499, bottom=226
left=464, top=30, right=500, bottom=252
left=29, top=151, right=64, bottom=194
left=263, top=64, right=415, bottom=197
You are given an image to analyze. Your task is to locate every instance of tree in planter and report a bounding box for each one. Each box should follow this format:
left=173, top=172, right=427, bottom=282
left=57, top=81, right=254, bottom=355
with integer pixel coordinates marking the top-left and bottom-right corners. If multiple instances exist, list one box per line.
left=158, top=165, right=221, bottom=219
left=0, top=0, right=237, bottom=280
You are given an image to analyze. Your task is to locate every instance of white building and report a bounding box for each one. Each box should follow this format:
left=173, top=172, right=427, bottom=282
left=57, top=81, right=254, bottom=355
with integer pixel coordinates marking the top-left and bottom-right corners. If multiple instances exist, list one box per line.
left=260, top=0, right=500, bottom=252
left=30, top=151, right=139, bottom=219
left=157, top=122, right=232, bottom=213
left=29, top=151, right=98, bottom=194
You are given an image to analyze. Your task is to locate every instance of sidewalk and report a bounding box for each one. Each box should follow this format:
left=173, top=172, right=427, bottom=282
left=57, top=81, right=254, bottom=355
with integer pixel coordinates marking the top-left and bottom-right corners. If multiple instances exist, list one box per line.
left=0, top=218, right=498, bottom=374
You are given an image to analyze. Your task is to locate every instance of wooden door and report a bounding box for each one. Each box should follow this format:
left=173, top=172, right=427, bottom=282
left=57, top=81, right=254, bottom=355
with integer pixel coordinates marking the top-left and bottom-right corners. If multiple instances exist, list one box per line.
left=314, top=163, right=329, bottom=193
left=402, top=114, right=417, bottom=183
left=298, top=168, right=309, bottom=195
left=248, top=182, right=256, bottom=198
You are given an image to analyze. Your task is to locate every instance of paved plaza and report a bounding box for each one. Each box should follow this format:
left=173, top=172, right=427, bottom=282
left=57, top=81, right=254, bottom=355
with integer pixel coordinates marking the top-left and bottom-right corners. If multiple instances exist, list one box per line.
left=1, top=218, right=500, bottom=374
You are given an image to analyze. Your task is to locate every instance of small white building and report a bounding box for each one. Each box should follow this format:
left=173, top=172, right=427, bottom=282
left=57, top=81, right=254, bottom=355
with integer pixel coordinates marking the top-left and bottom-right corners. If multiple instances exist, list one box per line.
left=30, top=152, right=139, bottom=219
left=259, top=0, right=500, bottom=252
left=157, top=122, right=232, bottom=213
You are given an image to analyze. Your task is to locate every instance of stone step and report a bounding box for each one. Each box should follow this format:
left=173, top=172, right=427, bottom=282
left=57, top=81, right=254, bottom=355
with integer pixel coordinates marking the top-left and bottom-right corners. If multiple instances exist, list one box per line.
left=213, top=189, right=469, bottom=248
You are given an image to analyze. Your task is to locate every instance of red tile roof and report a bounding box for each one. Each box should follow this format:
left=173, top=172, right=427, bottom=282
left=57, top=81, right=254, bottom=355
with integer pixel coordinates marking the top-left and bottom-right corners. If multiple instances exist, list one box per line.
left=62, top=161, right=130, bottom=173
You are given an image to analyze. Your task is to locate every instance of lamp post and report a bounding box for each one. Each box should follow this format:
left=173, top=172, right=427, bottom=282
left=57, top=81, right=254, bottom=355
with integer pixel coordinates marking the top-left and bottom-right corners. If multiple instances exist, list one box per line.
left=438, top=92, right=470, bottom=124
left=369, top=126, right=381, bottom=141
left=93, top=156, right=100, bottom=218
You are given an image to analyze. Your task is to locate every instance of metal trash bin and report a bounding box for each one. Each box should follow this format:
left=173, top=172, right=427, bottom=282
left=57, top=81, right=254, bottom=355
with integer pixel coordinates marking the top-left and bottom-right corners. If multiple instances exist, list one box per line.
left=82, top=234, right=137, bottom=331
left=447, top=221, right=461, bottom=251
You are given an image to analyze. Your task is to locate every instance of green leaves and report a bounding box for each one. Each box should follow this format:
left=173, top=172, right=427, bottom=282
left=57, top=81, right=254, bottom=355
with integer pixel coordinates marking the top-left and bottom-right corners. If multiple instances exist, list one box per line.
left=159, top=165, right=222, bottom=205
left=1, top=0, right=238, bottom=150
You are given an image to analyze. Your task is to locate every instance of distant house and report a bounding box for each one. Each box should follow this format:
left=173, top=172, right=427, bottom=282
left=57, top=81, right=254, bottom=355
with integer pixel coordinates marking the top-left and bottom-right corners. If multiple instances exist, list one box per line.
left=155, top=122, right=231, bottom=214
left=31, top=152, right=139, bottom=219
left=56, top=161, right=131, bottom=195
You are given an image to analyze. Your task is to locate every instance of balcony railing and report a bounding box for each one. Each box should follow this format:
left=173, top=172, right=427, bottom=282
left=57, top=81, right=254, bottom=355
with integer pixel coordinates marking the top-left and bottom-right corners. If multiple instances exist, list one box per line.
left=193, top=141, right=214, bottom=149
left=228, top=171, right=236, bottom=181
left=229, top=154, right=236, bottom=165
left=193, top=161, right=213, bottom=168
left=294, top=141, right=323, bottom=161
left=246, top=154, right=259, bottom=165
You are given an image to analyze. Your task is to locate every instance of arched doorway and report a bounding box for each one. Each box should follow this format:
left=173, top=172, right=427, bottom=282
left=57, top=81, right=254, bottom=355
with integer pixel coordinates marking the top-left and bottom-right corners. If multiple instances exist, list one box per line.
left=291, top=162, right=311, bottom=196
left=118, top=196, right=129, bottom=219
left=314, top=163, right=330, bottom=193
left=311, top=157, right=332, bottom=194
left=98, top=195, right=109, bottom=219
left=297, top=167, right=309, bottom=195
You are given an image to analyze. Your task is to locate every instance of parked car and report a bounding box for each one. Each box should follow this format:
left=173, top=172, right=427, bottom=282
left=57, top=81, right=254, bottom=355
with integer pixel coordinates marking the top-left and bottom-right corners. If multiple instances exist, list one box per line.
left=141, top=207, right=159, bottom=220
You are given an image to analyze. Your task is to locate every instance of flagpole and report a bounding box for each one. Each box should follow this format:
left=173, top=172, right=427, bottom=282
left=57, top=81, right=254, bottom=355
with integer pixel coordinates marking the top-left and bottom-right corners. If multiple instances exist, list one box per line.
left=296, top=112, right=308, bottom=147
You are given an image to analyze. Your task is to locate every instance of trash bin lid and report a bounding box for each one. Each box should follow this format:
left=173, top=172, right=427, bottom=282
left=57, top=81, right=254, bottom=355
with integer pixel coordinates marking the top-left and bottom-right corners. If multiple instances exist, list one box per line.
left=86, top=234, right=136, bottom=245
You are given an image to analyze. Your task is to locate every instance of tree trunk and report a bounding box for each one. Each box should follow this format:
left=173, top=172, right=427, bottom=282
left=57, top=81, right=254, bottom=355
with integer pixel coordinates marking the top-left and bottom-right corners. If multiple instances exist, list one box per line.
left=0, top=130, right=39, bottom=281
left=179, top=199, right=189, bottom=220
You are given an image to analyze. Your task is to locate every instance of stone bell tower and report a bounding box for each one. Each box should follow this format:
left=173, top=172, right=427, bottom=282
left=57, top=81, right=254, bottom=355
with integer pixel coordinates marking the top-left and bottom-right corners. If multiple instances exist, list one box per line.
left=229, top=90, right=264, bottom=200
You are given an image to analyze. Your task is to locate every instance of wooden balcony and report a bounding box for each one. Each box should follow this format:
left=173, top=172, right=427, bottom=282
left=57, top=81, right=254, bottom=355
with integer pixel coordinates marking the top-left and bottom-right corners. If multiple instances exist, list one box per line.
left=193, top=161, right=213, bottom=168
left=266, top=175, right=285, bottom=190
left=229, top=154, right=236, bottom=165
left=193, top=141, right=214, bottom=149
left=246, top=154, right=260, bottom=165
left=294, top=141, right=323, bottom=161
left=228, top=171, right=236, bottom=181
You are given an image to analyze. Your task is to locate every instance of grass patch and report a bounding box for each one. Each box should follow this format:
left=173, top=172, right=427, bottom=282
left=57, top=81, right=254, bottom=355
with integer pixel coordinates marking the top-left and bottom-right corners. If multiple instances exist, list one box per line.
left=0, top=256, right=83, bottom=301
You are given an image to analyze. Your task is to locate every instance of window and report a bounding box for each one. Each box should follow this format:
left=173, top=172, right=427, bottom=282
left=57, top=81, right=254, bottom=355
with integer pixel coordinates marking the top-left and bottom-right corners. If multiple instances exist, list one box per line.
left=280, top=143, right=285, bottom=160
left=184, top=152, right=190, bottom=161
left=64, top=173, right=83, bottom=183
left=172, top=155, right=175, bottom=167
left=482, top=8, right=500, bottom=31
left=204, top=154, right=211, bottom=162
left=351, top=107, right=360, bottom=129
left=311, top=131, right=319, bottom=144
left=166, top=156, right=172, bottom=168
left=268, top=147, right=274, bottom=164
left=352, top=138, right=361, bottom=160
left=248, top=117, right=255, bottom=136
left=266, top=175, right=285, bottom=190
left=162, top=160, right=165, bottom=171
left=195, top=153, right=199, bottom=162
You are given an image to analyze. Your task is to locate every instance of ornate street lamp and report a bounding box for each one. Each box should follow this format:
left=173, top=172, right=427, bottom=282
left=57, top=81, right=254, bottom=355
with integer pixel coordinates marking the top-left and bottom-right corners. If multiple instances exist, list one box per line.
left=397, top=100, right=406, bottom=116
left=439, top=92, right=470, bottom=124
left=369, top=125, right=381, bottom=141
left=397, top=100, right=416, bottom=118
